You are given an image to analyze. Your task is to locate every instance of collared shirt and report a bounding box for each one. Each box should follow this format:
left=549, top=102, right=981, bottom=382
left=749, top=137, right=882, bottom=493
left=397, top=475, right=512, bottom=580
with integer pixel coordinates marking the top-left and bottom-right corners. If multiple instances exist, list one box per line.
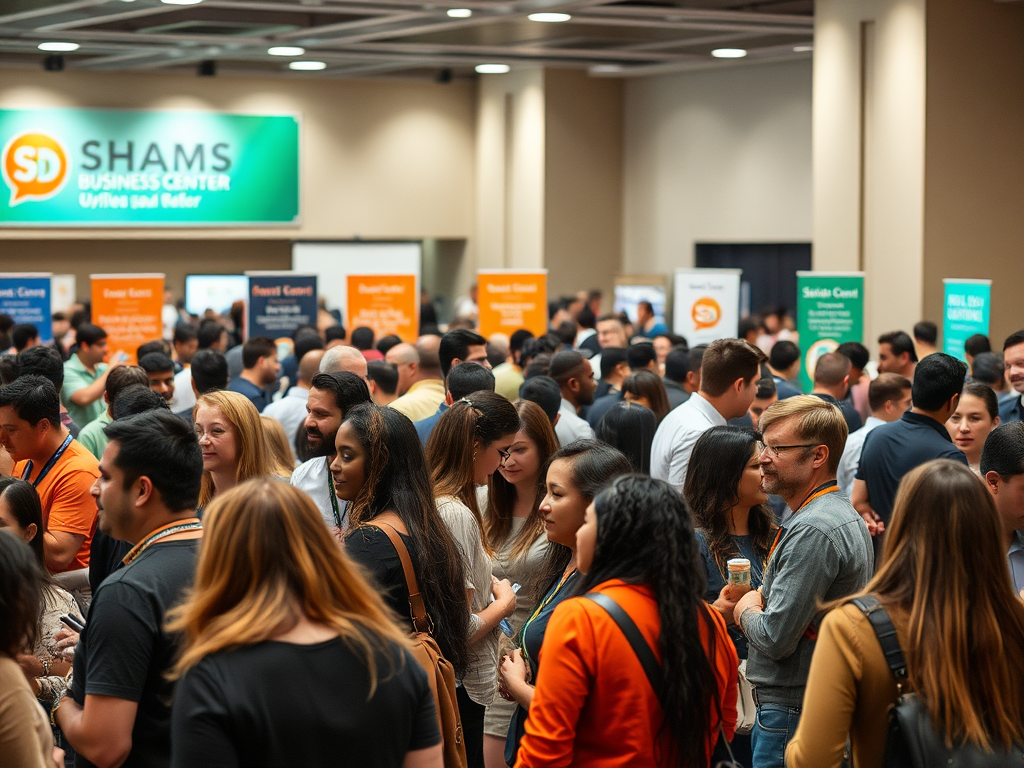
left=836, top=416, right=884, bottom=497
left=999, top=393, right=1024, bottom=424
left=663, top=378, right=690, bottom=411
left=227, top=376, right=270, bottom=413
left=77, top=410, right=113, bottom=460
left=62, top=354, right=108, bottom=428
left=812, top=392, right=862, bottom=434
left=492, top=362, right=524, bottom=402
left=772, top=375, right=803, bottom=400
left=389, top=379, right=446, bottom=422
left=414, top=402, right=449, bottom=446
left=262, top=387, right=309, bottom=456
left=173, top=367, right=196, bottom=414
left=650, top=392, right=727, bottom=492
left=856, top=411, right=968, bottom=523
left=290, top=456, right=348, bottom=530
left=555, top=398, right=595, bottom=447
left=1009, top=530, right=1024, bottom=594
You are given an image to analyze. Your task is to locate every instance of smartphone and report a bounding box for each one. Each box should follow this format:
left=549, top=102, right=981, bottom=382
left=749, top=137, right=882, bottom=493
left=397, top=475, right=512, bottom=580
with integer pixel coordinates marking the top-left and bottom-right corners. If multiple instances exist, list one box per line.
left=60, top=614, right=86, bottom=633
left=499, top=583, right=522, bottom=637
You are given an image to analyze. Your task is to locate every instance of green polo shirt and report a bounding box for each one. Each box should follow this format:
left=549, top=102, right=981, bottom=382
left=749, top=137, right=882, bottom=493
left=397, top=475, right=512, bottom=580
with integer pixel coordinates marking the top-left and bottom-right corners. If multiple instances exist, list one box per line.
left=77, top=409, right=113, bottom=460
left=62, top=354, right=108, bottom=428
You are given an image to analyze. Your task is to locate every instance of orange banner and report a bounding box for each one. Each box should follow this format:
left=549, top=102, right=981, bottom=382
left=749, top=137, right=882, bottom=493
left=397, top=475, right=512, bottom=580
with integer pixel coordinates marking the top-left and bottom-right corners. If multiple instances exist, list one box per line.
left=346, top=274, right=418, bottom=342
left=90, top=274, right=165, bottom=365
left=477, top=270, right=548, bottom=338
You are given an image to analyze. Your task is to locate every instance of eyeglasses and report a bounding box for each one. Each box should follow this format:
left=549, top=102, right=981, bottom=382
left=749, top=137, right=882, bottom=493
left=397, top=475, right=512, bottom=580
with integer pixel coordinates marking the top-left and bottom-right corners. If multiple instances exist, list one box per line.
left=758, top=442, right=820, bottom=458
left=497, top=447, right=511, bottom=464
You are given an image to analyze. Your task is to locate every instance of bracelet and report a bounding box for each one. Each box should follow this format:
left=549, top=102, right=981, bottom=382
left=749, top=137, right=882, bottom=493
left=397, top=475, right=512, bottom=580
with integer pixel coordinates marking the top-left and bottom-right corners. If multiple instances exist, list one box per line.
left=42, top=658, right=51, bottom=677
left=50, top=689, right=67, bottom=730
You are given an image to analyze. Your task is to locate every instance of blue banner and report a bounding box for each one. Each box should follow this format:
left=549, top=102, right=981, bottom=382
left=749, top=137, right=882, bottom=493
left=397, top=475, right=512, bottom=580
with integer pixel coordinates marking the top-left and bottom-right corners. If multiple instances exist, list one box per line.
left=0, top=273, right=53, bottom=343
left=245, top=272, right=318, bottom=340
left=942, top=279, right=991, bottom=362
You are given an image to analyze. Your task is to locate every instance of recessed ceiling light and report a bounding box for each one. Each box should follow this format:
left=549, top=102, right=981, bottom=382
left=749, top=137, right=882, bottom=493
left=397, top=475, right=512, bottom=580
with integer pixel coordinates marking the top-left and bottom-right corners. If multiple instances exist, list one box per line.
left=528, top=12, right=571, bottom=22
left=447, top=8, right=472, bottom=17
left=38, top=42, right=80, bottom=52
left=590, top=64, right=623, bottom=74
left=711, top=48, right=747, bottom=58
left=793, top=45, right=813, bottom=53
left=268, top=46, right=305, bottom=56
left=289, top=60, right=326, bottom=71
left=161, top=0, right=204, bottom=5
left=475, top=63, right=510, bottom=74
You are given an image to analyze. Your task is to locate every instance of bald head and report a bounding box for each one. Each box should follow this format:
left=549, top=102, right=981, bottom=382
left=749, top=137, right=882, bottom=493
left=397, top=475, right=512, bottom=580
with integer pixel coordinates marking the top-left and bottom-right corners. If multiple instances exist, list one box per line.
left=320, top=344, right=368, bottom=380
left=298, top=349, right=326, bottom=386
left=386, top=342, right=418, bottom=366
left=414, top=335, right=443, bottom=379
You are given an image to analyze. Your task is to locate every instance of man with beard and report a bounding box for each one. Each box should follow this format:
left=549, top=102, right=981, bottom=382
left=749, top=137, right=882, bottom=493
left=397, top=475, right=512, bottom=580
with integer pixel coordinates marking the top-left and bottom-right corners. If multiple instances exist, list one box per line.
left=732, top=396, right=872, bottom=768
left=289, top=371, right=371, bottom=535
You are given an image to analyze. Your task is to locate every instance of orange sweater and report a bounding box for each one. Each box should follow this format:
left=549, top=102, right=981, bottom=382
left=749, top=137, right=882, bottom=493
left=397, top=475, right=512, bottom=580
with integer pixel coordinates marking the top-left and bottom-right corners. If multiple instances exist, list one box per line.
left=515, top=579, right=738, bottom=768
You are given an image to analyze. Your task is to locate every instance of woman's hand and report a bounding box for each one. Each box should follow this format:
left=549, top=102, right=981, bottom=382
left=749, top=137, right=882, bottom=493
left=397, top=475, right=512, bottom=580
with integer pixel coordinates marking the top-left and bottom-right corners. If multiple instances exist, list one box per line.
left=500, top=649, right=530, bottom=686
left=54, top=627, right=80, bottom=662
left=712, top=584, right=740, bottom=625
left=492, top=577, right=517, bottom=618
left=17, top=653, right=43, bottom=679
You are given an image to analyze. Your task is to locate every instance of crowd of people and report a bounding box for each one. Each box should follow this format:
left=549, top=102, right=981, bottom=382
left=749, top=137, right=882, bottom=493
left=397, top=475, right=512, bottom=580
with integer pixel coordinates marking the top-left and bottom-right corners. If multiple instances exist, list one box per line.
left=2, top=297, right=1024, bottom=768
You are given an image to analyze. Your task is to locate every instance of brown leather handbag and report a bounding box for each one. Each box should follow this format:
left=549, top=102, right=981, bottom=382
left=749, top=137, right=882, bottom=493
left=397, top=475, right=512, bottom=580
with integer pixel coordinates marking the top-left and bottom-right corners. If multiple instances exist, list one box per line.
left=375, top=521, right=468, bottom=768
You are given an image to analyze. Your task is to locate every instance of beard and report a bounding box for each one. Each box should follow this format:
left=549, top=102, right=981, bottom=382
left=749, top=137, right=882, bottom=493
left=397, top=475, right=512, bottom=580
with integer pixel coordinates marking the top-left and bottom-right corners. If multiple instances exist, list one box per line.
left=761, top=469, right=802, bottom=500
left=304, top=426, right=339, bottom=458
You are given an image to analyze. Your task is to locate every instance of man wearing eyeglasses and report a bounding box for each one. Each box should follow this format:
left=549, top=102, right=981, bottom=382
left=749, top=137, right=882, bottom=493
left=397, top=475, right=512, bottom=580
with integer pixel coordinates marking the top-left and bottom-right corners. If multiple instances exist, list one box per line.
left=733, top=395, right=873, bottom=768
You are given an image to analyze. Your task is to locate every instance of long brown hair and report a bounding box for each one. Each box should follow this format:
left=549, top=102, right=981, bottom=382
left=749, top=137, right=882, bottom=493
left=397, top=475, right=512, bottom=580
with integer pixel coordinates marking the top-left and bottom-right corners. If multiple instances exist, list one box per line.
left=426, top=391, right=520, bottom=556
left=260, top=415, right=295, bottom=478
left=847, top=459, right=1024, bottom=750
left=485, top=400, right=558, bottom=559
left=622, top=369, right=671, bottom=423
left=168, top=480, right=410, bottom=693
left=193, top=391, right=276, bottom=507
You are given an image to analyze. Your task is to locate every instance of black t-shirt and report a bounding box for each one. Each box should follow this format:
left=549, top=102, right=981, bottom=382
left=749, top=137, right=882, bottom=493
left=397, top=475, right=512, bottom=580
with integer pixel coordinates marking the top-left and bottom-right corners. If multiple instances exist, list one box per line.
left=171, top=637, right=440, bottom=768
left=345, top=525, right=419, bottom=623
left=72, top=539, right=199, bottom=768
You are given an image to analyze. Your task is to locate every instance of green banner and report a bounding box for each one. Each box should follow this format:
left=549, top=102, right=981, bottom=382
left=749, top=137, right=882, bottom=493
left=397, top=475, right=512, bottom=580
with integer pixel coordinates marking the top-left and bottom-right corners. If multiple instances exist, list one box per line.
left=942, top=279, right=991, bottom=361
left=0, top=108, right=298, bottom=226
left=796, top=271, right=864, bottom=393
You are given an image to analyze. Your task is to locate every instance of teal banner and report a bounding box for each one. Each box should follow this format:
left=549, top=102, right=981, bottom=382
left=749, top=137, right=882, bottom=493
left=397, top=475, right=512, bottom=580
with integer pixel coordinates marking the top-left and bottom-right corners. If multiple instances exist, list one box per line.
left=796, top=271, right=865, bottom=393
left=0, top=108, right=298, bottom=226
left=942, top=279, right=991, bottom=361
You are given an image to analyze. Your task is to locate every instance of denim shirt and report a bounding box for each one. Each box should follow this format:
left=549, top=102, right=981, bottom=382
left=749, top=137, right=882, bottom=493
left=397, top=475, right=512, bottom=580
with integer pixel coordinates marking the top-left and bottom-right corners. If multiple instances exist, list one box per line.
left=741, top=489, right=873, bottom=706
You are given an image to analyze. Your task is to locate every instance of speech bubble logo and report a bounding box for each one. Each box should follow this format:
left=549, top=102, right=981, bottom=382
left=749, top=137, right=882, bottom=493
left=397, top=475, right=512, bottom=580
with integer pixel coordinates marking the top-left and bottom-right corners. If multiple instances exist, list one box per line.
left=2, top=132, right=69, bottom=206
left=691, top=296, right=721, bottom=330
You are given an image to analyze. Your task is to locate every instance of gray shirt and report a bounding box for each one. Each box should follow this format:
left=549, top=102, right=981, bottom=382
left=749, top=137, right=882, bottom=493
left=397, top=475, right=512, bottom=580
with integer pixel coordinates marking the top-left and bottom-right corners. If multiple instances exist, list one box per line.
left=741, top=486, right=873, bottom=706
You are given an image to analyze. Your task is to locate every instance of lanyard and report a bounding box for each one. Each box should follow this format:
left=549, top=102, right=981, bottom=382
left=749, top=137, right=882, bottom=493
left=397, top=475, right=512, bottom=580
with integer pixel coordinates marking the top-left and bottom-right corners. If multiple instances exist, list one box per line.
left=22, top=433, right=74, bottom=488
left=520, top=568, right=577, bottom=669
left=122, top=518, right=202, bottom=565
left=326, top=458, right=343, bottom=528
left=766, top=481, right=840, bottom=565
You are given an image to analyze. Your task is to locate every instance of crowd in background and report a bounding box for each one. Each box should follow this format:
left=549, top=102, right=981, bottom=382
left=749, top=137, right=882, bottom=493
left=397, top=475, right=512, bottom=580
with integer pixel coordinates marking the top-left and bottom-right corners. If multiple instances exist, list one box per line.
left=2, top=287, right=1024, bottom=768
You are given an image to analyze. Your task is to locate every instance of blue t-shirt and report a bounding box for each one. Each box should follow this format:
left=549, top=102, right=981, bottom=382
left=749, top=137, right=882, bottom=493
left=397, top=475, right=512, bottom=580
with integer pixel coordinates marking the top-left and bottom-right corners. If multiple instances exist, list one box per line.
left=695, top=530, right=766, bottom=659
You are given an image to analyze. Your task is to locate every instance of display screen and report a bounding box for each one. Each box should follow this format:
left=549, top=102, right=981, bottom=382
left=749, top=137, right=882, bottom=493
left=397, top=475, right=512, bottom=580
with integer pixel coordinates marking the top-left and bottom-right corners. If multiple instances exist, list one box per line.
left=185, top=274, right=248, bottom=316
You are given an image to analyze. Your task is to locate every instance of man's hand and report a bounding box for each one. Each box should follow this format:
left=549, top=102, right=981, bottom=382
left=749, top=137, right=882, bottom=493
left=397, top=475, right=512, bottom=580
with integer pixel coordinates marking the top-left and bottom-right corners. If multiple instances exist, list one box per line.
left=712, top=583, right=749, bottom=625
left=733, top=588, right=765, bottom=627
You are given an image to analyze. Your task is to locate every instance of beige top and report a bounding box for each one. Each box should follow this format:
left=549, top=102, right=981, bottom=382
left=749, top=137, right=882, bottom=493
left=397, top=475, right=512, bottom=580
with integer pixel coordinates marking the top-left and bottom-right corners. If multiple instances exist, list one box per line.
left=0, top=655, right=54, bottom=768
left=35, top=585, right=83, bottom=704
left=786, top=602, right=908, bottom=768
left=436, top=495, right=498, bottom=708
left=389, top=379, right=446, bottom=423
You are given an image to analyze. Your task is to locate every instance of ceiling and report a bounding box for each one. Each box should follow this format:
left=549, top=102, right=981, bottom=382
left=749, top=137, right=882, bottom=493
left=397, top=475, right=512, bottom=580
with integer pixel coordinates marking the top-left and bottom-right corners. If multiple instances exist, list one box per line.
left=0, top=0, right=814, bottom=81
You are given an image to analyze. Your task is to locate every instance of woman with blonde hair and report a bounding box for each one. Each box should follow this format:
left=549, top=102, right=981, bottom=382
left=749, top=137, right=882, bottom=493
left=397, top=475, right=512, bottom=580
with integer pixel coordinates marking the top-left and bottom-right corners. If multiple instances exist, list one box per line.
left=168, top=479, right=443, bottom=768
left=426, top=391, right=521, bottom=768
left=193, top=391, right=276, bottom=509
left=260, top=415, right=296, bottom=478
left=787, top=459, right=1024, bottom=768
left=481, top=400, right=558, bottom=767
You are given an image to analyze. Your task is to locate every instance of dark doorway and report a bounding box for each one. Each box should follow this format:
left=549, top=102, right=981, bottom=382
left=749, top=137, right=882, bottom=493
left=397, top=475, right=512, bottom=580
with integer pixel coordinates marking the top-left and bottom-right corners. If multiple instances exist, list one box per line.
left=695, top=243, right=812, bottom=319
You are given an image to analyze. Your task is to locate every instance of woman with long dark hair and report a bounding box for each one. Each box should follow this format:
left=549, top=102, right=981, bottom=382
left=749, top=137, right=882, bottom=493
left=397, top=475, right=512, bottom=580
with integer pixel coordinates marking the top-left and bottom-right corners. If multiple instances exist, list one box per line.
left=499, top=440, right=634, bottom=765
left=516, top=474, right=738, bottom=767
left=621, top=370, right=671, bottom=423
left=787, top=459, right=1024, bottom=768
left=168, top=479, right=442, bottom=768
left=426, top=391, right=521, bottom=768
left=945, top=381, right=1000, bottom=475
left=481, top=400, right=559, bottom=768
left=595, top=401, right=657, bottom=474
left=331, top=403, right=469, bottom=679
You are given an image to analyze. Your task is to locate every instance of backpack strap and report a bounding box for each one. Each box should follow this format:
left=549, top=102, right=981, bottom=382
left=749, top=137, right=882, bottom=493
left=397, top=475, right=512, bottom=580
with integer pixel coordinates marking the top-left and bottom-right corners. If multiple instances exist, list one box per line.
left=373, top=521, right=431, bottom=635
left=850, top=595, right=908, bottom=683
left=585, top=592, right=664, bottom=706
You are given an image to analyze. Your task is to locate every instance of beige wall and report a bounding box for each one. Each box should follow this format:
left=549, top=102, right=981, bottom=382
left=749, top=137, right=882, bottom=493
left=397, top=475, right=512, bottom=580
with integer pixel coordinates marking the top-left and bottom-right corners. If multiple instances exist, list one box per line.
left=922, top=0, right=1024, bottom=347
left=544, top=70, right=623, bottom=302
left=622, top=59, right=813, bottom=277
left=0, top=68, right=475, bottom=243
left=814, top=0, right=926, bottom=350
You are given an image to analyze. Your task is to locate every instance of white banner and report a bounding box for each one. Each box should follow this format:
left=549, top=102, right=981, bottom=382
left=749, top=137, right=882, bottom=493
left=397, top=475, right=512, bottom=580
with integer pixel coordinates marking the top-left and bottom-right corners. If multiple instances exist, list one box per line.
left=673, top=268, right=742, bottom=345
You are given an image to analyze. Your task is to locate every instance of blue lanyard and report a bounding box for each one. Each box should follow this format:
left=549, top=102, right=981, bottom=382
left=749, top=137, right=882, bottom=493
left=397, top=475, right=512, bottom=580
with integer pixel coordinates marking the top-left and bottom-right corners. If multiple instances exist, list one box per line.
left=22, top=434, right=74, bottom=488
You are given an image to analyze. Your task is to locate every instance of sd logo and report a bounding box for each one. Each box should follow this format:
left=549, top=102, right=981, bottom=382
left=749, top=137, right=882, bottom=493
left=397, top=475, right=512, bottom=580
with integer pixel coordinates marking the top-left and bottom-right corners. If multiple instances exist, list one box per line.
left=2, top=132, right=69, bottom=206
left=691, top=296, right=721, bottom=331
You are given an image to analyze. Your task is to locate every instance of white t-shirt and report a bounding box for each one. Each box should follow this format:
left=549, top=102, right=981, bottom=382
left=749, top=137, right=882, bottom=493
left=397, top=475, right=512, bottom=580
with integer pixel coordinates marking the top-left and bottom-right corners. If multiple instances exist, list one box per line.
left=650, top=392, right=727, bottom=492
left=555, top=398, right=595, bottom=447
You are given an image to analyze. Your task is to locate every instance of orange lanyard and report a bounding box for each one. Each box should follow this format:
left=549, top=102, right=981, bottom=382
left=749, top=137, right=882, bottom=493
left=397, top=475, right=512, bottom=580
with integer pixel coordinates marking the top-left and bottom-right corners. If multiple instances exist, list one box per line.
left=766, top=482, right=839, bottom=565
left=122, top=518, right=202, bottom=565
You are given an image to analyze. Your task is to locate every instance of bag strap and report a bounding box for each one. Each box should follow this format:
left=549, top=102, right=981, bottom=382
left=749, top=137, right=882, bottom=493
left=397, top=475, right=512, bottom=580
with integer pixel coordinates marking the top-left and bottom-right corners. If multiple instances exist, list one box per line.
left=373, top=521, right=431, bottom=635
left=585, top=592, right=664, bottom=706
left=850, top=595, right=908, bottom=683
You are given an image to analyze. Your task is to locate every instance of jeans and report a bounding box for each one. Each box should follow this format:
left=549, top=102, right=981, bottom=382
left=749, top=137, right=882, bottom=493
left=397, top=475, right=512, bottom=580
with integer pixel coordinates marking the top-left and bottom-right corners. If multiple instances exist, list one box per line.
left=751, top=704, right=802, bottom=768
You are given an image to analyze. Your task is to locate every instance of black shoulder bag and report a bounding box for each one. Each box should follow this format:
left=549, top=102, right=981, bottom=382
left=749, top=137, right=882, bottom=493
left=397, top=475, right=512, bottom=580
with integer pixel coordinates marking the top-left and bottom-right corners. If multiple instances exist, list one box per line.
left=585, top=592, right=743, bottom=768
left=851, top=595, right=1024, bottom=768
